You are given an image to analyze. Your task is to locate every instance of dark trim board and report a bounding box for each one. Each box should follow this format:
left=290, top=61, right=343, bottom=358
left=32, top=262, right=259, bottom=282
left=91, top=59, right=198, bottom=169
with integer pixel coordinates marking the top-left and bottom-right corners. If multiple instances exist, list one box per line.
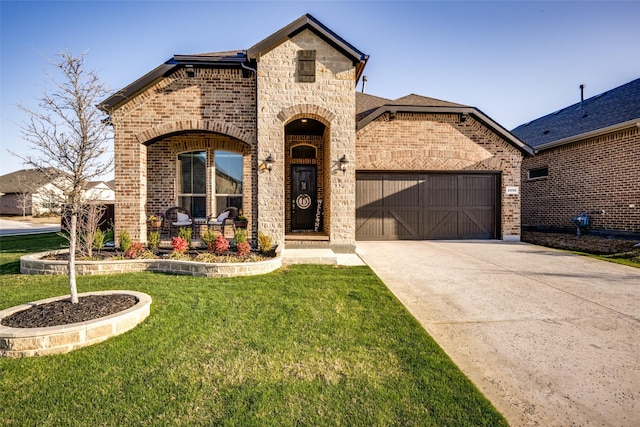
left=356, top=172, right=501, bottom=240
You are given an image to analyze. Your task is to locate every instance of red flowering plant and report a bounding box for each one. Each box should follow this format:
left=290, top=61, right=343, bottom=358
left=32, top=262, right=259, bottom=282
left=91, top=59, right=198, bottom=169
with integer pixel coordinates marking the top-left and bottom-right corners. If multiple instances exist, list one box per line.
left=124, top=242, right=145, bottom=259
left=236, top=241, right=251, bottom=257
left=214, top=234, right=230, bottom=254
left=171, top=236, right=189, bottom=254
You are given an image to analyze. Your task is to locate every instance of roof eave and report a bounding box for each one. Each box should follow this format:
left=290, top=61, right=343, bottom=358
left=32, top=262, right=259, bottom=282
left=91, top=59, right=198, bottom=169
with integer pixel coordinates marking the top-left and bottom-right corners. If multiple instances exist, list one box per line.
left=247, top=14, right=368, bottom=68
left=534, top=118, right=640, bottom=153
left=99, top=54, right=249, bottom=112
left=357, top=105, right=534, bottom=156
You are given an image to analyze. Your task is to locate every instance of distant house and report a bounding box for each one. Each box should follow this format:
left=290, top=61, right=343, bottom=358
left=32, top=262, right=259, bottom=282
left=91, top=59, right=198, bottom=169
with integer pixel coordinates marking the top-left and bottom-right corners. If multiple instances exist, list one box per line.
left=99, top=14, right=532, bottom=248
left=512, top=78, right=640, bottom=236
left=0, top=168, right=115, bottom=216
left=84, top=181, right=115, bottom=203
left=0, top=168, right=67, bottom=216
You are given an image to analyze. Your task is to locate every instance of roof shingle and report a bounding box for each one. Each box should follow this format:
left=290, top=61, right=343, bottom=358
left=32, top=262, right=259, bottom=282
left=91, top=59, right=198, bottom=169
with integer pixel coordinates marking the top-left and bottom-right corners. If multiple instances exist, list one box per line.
left=512, top=78, right=640, bottom=147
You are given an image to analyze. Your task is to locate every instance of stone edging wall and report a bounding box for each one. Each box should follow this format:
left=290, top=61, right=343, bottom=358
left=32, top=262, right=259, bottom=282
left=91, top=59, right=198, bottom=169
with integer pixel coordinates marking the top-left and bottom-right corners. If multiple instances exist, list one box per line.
left=20, top=250, right=282, bottom=278
left=0, top=291, right=151, bottom=358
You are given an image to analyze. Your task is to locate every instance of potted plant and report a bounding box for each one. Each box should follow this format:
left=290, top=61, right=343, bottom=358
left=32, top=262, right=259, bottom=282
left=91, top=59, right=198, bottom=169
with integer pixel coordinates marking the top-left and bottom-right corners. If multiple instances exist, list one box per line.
left=235, top=215, right=248, bottom=229
left=148, top=214, right=162, bottom=228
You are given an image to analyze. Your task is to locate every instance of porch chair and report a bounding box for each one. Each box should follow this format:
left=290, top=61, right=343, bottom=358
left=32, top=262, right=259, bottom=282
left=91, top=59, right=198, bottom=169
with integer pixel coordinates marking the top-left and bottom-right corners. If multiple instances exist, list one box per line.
left=164, top=206, right=193, bottom=237
left=207, top=206, right=239, bottom=236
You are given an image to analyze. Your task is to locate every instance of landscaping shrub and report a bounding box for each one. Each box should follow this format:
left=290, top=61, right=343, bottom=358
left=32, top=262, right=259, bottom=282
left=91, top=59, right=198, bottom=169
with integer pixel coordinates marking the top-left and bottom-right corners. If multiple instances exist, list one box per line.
left=172, top=236, right=189, bottom=254
left=178, top=227, right=192, bottom=246
left=148, top=231, right=160, bottom=252
left=236, top=241, right=251, bottom=256
left=214, top=234, right=229, bottom=254
left=258, top=231, right=274, bottom=254
left=92, top=228, right=105, bottom=251
left=124, top=242, right=145, bottom=259
left=119, top=230, right=132, bottom=252
left=234, top=227, right=248, bottom=244
left=201, top=228, right=218, bottom=251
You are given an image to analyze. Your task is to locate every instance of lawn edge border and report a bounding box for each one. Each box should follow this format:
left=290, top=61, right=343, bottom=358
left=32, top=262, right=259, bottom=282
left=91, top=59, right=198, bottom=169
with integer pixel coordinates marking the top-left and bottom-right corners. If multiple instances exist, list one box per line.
left=0, top=290, right=151, bottom=358
left=20, top=249, right=282, bottom=277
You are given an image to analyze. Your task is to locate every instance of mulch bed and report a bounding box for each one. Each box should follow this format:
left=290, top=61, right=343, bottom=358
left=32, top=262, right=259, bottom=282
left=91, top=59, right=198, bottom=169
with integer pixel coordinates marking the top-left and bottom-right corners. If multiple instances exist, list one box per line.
left=522, top=231, right=640, bottom=259
left=1, top=294, right=138, bottom=328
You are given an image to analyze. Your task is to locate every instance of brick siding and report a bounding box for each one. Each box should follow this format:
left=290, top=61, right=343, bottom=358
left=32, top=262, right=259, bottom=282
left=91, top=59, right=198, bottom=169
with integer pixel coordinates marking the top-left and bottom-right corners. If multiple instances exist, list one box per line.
left=356, top=112, right=523, bottom=239
left=522, top=126, right=640, bottom=233
left=110, top=68, right=256, bottom=243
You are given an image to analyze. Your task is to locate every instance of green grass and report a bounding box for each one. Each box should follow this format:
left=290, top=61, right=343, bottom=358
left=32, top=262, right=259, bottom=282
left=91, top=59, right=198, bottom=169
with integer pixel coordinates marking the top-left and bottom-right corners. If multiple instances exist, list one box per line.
left=0, top=234, right=506, bottom=426
left=0, top=233, right=67, bottom=274
left=571, top=250, right=640, bottom=268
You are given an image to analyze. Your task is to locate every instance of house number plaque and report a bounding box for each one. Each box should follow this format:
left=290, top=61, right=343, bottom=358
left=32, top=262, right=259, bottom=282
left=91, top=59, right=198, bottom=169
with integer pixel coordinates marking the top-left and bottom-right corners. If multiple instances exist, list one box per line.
left=296, top=194, right=312, bottom=209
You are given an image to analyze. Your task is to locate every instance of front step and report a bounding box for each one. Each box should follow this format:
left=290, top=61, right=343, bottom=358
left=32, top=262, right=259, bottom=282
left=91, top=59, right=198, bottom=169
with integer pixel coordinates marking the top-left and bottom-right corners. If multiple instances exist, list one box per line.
left=281, top=248, right=338, bottom=266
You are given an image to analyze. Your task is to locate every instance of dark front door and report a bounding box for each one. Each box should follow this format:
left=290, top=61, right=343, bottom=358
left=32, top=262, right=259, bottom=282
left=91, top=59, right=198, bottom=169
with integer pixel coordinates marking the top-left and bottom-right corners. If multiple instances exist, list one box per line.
left=291, top=165, right=317, bottom=231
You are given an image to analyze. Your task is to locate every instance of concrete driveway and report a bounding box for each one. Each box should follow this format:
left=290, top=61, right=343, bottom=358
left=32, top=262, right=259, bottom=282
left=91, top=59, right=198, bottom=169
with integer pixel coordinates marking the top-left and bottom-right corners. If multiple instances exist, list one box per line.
left=357, top=240, right=640, bottom=427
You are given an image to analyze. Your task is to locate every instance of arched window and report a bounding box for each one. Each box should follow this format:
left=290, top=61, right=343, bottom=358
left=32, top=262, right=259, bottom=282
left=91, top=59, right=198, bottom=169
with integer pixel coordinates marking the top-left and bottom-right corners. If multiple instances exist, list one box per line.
left=291, top=144, right=317, bottom=160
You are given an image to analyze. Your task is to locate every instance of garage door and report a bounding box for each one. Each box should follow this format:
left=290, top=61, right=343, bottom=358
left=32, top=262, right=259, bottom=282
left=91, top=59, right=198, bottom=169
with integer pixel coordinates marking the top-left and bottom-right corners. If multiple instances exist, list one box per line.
left=356, top=172, right=499, bottom=240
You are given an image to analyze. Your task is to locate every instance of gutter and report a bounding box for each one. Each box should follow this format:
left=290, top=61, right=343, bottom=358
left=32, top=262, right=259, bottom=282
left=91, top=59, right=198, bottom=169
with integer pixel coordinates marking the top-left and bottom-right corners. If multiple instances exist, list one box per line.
left=534, top=119, right=640, bottom=153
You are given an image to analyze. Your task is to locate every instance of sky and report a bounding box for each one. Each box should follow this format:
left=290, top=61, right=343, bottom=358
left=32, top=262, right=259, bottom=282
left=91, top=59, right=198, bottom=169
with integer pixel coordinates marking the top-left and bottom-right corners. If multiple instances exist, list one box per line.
left=1, top=0, right=639, bottom=180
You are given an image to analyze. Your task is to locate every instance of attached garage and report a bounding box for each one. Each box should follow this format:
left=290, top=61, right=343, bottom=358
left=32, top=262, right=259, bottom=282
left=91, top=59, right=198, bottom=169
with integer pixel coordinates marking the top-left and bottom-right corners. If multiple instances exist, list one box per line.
left=356, top=172, right=500, bottom=240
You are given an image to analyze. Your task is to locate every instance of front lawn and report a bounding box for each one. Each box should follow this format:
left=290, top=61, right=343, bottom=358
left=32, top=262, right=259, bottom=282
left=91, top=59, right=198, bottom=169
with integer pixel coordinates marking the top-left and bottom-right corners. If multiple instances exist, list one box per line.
left=0, top=234, right=506, bottom=426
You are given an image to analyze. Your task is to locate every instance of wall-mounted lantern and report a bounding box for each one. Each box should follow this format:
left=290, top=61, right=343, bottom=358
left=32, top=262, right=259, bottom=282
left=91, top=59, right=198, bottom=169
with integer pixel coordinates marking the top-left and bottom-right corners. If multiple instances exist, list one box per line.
left=265, top=154, right=275, bottom=172
left=339, top=155, right=349, bottom=173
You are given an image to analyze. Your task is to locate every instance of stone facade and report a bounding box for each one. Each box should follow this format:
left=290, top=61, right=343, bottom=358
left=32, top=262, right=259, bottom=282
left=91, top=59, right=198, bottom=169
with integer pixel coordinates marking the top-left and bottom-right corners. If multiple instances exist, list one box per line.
left=256, top=29, right=357, bottom=247
left=522, top=126, right=640, bottom=233
left=356, top=112, right=523, bottom=239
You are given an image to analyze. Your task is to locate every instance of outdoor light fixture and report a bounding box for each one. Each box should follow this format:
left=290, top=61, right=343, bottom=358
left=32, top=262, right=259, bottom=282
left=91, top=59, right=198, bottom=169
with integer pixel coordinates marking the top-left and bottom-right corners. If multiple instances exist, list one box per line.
left=185, top=65, right=195, bottom=77
left=265, top=154, right=275, bottom=172
left=339, top=155, right=349, bottom=172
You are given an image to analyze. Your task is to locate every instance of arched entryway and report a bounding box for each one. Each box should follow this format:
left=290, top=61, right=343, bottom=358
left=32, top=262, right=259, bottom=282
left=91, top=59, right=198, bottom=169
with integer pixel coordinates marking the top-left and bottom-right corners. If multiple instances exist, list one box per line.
left=284, top=118, right=328, bottom=236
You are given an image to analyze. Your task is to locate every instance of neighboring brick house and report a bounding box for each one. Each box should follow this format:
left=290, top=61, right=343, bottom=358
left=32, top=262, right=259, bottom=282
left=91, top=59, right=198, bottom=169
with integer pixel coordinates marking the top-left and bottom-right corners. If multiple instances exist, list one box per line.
left=513, top=78, right=640, bottom=237
left=100, top=14, right=532, bottom=249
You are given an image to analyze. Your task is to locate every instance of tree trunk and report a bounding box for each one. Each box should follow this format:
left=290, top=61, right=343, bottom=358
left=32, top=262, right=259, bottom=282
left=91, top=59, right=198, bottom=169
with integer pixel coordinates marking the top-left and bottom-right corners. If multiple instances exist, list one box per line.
left=68, top=212, right=79, bottom=304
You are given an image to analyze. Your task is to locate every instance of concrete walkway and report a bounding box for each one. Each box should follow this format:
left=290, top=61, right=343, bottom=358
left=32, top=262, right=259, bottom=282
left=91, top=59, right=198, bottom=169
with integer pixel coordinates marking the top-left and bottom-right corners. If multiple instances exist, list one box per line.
left=357, top=240, right=640, bottom=427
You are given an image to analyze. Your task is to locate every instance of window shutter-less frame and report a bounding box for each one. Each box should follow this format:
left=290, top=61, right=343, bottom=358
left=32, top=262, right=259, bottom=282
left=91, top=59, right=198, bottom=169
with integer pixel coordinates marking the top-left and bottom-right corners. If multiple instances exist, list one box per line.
left=298, top=50, right=316, bottom=83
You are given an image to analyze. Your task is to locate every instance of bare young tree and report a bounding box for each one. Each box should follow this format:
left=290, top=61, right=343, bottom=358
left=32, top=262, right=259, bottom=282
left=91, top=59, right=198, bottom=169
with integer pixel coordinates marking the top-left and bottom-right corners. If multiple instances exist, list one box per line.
left=16, top=50, right=112, bottom=303
left=14, top=173, right=34, bottom=217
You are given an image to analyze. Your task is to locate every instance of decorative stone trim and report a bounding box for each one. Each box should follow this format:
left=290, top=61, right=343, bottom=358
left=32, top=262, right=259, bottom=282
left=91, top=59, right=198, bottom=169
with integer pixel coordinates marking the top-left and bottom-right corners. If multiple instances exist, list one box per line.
left=20, top=250, right=282, bottom=278
left=0, top=291, right=151, bottom=358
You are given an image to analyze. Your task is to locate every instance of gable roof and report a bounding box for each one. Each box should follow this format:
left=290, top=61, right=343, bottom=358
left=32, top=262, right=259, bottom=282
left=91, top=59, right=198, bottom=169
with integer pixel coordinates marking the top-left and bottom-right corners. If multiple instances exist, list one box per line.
left=512, top=78, right=640, bottom=150
left=100, top=14, right=369, bottom=111
left=247, top=14, right=369, bottom=83
left=393, top=93, right=466, bottom=108
left=0, top=168, right=64, bottom=193
left=356, top=92, right=533, bottom=155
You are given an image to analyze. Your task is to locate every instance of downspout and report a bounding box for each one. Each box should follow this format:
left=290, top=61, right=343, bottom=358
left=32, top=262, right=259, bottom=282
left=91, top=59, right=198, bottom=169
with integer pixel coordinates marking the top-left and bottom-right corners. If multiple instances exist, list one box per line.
left=241, top=60, right=259, bottom=241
